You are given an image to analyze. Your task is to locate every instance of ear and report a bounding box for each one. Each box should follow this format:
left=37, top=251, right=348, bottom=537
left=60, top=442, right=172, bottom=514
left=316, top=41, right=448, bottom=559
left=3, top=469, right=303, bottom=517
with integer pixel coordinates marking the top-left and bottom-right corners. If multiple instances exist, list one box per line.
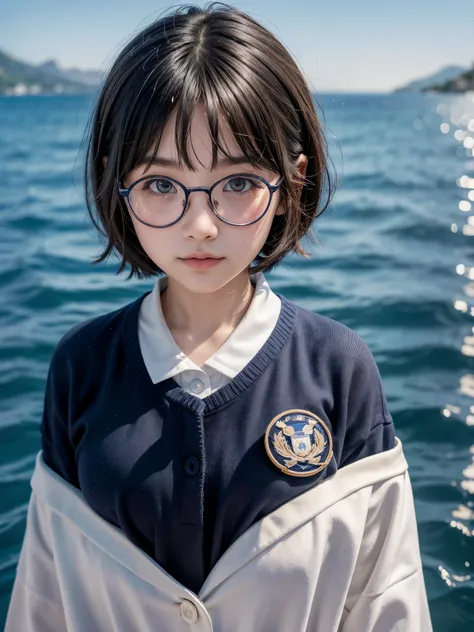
left=274, top=153, right=308, bottom=216
left=102, top=156, right=108, bottom=168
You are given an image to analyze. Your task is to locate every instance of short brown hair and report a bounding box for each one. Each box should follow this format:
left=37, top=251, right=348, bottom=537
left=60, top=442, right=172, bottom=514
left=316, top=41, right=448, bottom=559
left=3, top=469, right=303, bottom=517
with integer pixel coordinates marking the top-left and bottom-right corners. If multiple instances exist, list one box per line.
left=83, top=2, right=336, bottom=279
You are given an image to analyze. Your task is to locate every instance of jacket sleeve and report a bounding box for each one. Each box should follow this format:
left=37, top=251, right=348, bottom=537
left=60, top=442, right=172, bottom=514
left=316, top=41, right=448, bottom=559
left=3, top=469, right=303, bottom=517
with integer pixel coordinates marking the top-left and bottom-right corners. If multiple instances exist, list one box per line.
left=339, top=468, right=433, bottom=632
left=5, top=338, right=78, bottom=631
left=5, top=488, right=68, bottom=631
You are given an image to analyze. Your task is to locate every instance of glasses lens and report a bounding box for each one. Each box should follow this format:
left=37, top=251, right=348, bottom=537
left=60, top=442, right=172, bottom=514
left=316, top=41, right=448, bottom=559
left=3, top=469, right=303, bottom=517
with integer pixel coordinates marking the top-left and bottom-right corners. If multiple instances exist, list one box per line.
left=128, top=175, right=271, bottom=227
left=212, top=176, right=270, bottom=225
left=129, top=178, right=186, bottom=227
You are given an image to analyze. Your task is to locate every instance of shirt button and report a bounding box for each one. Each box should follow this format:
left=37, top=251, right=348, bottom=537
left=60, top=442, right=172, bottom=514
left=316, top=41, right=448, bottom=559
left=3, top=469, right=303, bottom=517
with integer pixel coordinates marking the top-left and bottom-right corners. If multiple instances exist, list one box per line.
left=184, top=456, right=200, bottom=477
left=189, top=378, right=204, bottom=394
left=179, top=599, right=199, bottom=623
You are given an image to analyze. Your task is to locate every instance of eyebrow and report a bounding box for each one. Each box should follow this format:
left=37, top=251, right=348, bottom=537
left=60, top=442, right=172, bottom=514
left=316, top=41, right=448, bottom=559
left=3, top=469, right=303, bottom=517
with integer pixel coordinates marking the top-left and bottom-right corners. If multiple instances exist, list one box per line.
left=138, top=154, right=256, bottom=169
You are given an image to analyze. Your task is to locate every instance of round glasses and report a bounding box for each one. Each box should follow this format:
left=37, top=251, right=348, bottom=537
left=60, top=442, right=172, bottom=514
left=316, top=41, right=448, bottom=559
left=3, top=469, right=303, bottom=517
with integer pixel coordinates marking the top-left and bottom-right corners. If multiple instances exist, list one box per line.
left=118, top=173, right=284, bottom=228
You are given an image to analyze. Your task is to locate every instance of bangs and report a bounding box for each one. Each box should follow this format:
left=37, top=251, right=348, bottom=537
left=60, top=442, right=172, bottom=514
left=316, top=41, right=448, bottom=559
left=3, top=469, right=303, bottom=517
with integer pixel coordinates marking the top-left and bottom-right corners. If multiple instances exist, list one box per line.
left=119, top=73, right=289, bottom=180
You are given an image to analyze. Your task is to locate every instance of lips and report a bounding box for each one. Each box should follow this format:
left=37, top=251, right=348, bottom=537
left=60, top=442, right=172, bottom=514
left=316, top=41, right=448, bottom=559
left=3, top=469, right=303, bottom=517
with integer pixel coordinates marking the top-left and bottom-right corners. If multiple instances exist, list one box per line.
left=179, top=256, right=224, bottom=269
left=180, top=255, right=223, bottom=260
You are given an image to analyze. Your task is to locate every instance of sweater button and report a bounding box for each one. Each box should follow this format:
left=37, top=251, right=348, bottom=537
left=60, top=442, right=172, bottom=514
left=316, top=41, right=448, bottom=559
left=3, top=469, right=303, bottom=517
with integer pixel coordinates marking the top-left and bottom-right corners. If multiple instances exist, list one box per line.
left=184, top=456, right=200, bottom=477
left=179, top=599, right=199, bottom=623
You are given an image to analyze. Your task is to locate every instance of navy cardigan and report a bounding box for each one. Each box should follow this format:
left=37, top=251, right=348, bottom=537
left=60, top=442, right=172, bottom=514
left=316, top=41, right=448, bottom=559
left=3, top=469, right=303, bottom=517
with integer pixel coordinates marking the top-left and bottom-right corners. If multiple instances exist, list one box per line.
left=40, top=290, right=395, bottom=594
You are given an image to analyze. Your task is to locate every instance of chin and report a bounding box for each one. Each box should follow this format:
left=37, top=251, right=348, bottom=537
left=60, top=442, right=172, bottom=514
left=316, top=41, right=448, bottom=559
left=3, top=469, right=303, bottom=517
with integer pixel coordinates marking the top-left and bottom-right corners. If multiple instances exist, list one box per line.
left=166, top=264, right=249, bottom=294
left=177, top=276, right=230, bottom=294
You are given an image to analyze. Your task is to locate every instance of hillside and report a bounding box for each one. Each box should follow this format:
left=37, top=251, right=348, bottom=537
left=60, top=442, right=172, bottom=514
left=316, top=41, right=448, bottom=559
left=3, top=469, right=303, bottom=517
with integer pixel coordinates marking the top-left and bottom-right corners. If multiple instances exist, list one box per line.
left=425, top=63, right=474, bottom=93
left=0, top=49, right=104, bottom=96
left=393, top=65, right=468, bottom=92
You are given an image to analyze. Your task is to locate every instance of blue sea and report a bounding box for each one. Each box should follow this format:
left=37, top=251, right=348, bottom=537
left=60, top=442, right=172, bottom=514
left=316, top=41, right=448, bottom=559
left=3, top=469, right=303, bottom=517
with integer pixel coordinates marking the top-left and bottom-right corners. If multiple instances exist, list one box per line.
left=1, top=91, right=473, bottom=630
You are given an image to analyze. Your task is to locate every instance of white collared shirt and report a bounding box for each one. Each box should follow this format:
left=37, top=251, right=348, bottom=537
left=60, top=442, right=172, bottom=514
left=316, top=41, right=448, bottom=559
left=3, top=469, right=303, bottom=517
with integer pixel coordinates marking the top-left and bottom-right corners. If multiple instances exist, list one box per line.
left=137, top=271, right=281, bottom=398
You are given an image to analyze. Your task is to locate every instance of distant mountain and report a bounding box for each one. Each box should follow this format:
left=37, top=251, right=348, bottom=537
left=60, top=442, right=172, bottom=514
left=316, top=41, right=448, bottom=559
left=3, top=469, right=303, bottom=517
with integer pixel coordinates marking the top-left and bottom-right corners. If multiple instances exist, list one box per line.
left=426, top=63, right=474, bottom=93
left=0, top=49, right=104, bottom=96
left=36, top=59, right=104, bottom=87
left=393, top=65, right=468, bottom=93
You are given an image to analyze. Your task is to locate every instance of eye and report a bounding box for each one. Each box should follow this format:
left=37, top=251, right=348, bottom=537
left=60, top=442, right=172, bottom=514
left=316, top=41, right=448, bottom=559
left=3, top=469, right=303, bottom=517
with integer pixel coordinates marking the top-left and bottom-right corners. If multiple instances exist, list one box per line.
left=223, top=177, right=262, bottom=193
left=143, top=178, right=177, bottom=195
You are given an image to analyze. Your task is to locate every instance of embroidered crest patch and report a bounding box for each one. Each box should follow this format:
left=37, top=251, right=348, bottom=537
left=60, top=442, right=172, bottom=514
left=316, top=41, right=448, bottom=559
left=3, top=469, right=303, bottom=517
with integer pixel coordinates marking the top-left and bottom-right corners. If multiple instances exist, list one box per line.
left=264, top=409, right=333, bottom=477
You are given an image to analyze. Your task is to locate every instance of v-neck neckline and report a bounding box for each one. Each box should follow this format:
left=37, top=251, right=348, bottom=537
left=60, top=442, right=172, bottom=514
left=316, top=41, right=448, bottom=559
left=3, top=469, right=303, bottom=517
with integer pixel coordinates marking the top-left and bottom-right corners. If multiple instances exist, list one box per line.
left=123, top=288, right=297, bottom=414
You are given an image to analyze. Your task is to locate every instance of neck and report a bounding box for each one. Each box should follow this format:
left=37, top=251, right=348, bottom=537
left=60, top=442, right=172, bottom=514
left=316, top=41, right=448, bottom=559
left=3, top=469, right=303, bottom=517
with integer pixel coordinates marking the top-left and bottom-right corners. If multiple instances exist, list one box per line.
left=160, top=270, right=255, bottom=343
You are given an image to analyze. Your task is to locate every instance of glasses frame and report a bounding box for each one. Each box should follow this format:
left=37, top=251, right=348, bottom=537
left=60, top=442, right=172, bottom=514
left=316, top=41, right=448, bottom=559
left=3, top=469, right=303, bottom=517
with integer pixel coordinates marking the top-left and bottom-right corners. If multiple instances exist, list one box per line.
left=118, top=172, right=284, bottom=228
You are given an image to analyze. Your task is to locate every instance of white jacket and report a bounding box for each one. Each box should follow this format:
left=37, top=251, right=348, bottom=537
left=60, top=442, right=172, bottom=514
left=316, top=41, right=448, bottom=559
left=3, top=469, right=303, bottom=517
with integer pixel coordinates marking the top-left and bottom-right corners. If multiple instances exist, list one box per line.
left=5, top=438, right=433, bottom=631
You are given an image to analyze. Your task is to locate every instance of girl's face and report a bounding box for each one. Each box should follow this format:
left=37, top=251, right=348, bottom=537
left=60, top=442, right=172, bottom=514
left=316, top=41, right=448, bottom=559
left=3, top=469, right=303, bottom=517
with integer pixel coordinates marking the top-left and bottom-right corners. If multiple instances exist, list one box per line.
left=122, top=103, right=304, bottom=294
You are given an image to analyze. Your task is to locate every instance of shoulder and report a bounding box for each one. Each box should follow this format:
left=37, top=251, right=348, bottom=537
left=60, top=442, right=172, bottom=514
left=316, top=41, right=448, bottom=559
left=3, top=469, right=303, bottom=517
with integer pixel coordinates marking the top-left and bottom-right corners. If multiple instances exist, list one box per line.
left=292, top=300, right=386, bottom=411
left=50, top=292, right=146, bottom=371
left=289, top=298, right=374, bottom=367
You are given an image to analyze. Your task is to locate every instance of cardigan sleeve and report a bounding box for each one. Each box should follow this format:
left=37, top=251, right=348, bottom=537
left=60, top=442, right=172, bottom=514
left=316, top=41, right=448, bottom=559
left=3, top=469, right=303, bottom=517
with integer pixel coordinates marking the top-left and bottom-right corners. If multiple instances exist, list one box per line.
left=39, top=338, right=80, bottom=488
left=339, top=468, right=433, bottom=632
left=5, top=488, right=67, bottom=631
left=335, top=334, right=396, bottom=468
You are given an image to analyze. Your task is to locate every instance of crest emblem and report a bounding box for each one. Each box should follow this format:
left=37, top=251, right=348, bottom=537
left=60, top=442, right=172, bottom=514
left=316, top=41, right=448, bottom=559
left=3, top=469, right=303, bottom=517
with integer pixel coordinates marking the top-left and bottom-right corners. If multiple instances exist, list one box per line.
left=264, top=409, right=333, bottom=477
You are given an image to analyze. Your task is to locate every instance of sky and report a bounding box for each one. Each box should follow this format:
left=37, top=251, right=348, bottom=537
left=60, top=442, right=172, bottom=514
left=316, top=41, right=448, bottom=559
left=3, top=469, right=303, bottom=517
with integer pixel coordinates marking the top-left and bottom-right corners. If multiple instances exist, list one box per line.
left=1, top=0, right=472, bottom=93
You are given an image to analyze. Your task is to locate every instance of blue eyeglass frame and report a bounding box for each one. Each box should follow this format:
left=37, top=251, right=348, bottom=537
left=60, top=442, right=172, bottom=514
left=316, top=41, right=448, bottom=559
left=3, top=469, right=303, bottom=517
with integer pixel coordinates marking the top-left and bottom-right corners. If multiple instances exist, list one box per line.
left=118, top=173, right=284, bottom=228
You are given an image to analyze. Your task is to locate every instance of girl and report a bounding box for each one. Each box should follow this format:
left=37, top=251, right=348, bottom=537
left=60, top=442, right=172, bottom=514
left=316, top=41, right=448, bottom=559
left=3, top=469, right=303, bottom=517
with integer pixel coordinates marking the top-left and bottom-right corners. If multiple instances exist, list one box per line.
left=6, top=3, right=433, bottom=631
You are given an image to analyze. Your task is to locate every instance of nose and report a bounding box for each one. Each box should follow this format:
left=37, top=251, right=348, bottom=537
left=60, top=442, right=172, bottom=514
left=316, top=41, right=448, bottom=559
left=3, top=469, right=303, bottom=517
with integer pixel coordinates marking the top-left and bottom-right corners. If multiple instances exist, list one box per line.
left=181, top=190, right=219, bottom=239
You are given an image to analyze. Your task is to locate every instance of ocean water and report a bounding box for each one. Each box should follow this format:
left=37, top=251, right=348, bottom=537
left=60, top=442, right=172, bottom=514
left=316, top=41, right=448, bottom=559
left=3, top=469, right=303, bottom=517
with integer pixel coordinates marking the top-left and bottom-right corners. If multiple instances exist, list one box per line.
left=0, top=91, right=473, bottom=630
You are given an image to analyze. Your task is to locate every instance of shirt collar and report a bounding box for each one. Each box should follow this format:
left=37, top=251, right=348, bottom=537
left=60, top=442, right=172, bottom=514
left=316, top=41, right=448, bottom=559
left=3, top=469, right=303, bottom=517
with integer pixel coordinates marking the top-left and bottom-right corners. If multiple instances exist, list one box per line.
left=138, top=271, right=281, bottom=384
